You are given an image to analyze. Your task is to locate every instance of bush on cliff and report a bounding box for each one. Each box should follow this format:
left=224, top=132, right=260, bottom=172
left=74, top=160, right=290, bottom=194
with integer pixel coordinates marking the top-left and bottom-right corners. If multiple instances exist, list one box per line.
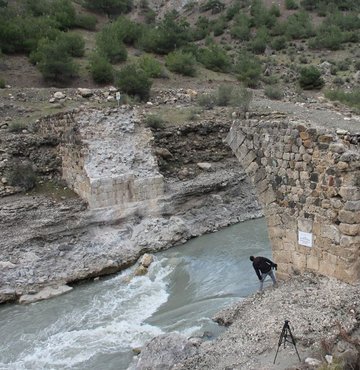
left=115, top=64, right=152, bottom=101
left=89, top=53, right=114, bottom=84
left=299, top=66, right=324, bottom=90
left=165, top=51, right=197, bottom=77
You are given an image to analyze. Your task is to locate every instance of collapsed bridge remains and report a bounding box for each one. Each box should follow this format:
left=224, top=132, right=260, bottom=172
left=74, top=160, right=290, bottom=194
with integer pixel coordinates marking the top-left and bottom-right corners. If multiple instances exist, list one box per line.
left=227, top=112, right=359, bottom=284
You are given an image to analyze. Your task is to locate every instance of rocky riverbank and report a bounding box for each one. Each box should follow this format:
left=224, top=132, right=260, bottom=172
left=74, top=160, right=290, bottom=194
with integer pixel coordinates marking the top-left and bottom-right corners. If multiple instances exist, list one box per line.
left=135, top=272, right=360, bottom=370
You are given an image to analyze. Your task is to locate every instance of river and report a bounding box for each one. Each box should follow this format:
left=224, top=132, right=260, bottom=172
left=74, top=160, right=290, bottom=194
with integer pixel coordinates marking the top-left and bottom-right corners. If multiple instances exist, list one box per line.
left=0, top=218, right=272, bottom=370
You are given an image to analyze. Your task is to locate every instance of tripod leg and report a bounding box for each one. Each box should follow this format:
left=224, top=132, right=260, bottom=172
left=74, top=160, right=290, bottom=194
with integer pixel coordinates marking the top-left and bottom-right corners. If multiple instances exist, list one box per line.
left=288, top=328, right=301, bottom=362
left=273, top=329, right=285, bottom=364
left=273, top=345, right=280, bottom=364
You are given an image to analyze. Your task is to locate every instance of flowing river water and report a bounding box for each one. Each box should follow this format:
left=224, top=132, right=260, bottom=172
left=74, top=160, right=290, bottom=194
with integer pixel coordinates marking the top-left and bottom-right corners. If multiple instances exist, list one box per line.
left=0, top=218, right=272, bottom=370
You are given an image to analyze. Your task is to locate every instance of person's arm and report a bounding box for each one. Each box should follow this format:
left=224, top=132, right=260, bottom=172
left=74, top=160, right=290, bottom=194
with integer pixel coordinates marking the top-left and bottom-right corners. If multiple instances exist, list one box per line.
left=253, top=264, right=262, bottom=280
left=263, top=257, right=277, bottom=270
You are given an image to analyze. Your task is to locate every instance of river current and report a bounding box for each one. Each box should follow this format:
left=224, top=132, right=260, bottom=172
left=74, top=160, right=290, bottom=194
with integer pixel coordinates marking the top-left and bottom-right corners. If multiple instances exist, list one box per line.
left=0, top=218, right=272, bottom=370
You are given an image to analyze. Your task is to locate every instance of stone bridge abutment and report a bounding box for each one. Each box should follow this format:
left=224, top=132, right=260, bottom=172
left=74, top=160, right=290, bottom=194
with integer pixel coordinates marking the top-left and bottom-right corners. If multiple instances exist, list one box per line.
left=226, top=112, right=359, bottom=284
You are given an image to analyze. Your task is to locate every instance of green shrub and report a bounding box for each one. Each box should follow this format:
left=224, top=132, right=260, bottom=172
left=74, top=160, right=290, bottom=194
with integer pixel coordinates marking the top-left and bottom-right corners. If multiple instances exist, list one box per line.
left=250, top=0, right=277, bottom=29
left=196, top=44, right=230, bottom=72
left=165, top=50, right=197, bottom=76
left=285, top=0, right=298, bottom=10
left=215, top=84, right=234, bottom=106
left=337, top=59, right=351, bottom=71
left=139, top=12, right=190, bottom=54
left=230, top=12, right=251, bottom=41
left=230, top=85, right=253, bottom=113
left=49, top=0, right=76, bottom=29
left=34, top=39, right=78, bottom=84
left=285, top=11, right=314, bottom=39
left=250, top=27, right=268, bottom=54
left=138, top=54, right=162, bottom=78
left=309, top=24, right=344, bottom=50
left=226, top=1, right=241, bottom=20
left=0, top=77, right=5, bottom=88
left=57, top=32, right=85, bottom=57
left=264, top=85, right=283, bottom=100
left=112, top=16, right=143, bottom=45
left=212, top=16, right=227, bottom=36
left=269, top=4, right=281, bottom=17
left=299, top=66, right=324, bottom=89
left=96, top=25, right=127, bottom=63
left=145, top=114, right=165, bottom=129
left=197, top=93, right=216, bottom=109
left=234, top=51, right=262, bottom=88
left=144, top=9, right=156, bottom=24
left=271, top=36, right=287, bottom=50
left=75, top=14, right=97, bottom=30
left=115, top=64, right=152, bottom=101
left=83, top=0, right=133, bottom=17
left=7, top=163, right=36, bottom=191
left=325, top=88, right=360, bottom=110
left=89, top=53, right=114, bottom=84
left=8, top=122, right=27, bottom=133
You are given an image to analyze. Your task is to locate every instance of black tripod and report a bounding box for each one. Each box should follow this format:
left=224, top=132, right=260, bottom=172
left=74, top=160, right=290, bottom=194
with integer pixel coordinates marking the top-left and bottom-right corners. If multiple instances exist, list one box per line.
left=273, top=320, right=301, bottom=364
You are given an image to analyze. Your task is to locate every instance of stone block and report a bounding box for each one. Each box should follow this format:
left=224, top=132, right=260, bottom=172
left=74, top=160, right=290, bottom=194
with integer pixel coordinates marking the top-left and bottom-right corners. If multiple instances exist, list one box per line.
left=319, top=256, right=336, bottom=276
left=338, top=210, right=360, bottom=224
left=340, top=235, right=360, bottom=247
left=320, top=225, right=340, bottom=244
left=344, top=200, right=360, bottom=211
left=339, top=186, right=360, bottom=201
left=292, top=252, right=306, bottom=270
left=307, top=255, right=319, bottom=270
left=339, top=223, right=359, bottom=236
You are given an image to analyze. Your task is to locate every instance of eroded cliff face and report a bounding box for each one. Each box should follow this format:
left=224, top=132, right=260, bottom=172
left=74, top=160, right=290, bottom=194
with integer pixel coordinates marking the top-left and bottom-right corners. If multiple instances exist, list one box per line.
left=0, top=104, right=261, bottom=304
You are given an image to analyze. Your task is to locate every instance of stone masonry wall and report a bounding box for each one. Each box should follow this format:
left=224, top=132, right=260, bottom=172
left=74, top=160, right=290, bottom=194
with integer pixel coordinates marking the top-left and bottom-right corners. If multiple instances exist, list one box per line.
left=226, top=112, right=359, bottom=284
left=35, top=108, right=164, bottom=211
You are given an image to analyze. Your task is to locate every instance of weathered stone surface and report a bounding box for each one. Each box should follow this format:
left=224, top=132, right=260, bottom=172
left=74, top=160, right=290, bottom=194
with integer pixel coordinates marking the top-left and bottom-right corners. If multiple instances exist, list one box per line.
left=135, top=333, right=198, bottom=370
left=19, top=285, right=73, bottom=304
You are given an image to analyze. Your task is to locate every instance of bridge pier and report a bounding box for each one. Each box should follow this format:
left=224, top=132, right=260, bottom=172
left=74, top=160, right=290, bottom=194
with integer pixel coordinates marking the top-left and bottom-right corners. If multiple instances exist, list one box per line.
left=227, top=112, right=359, bottom=284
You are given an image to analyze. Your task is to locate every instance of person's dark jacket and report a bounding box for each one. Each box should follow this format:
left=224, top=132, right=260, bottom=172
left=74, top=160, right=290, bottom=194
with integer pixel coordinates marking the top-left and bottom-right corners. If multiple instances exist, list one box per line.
left=252, top=257, right=277, bottom=281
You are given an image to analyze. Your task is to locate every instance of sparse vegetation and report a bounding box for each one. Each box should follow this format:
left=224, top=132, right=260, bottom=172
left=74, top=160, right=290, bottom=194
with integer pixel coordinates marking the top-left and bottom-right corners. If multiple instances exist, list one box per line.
left=138, top=54, right=163, bottom=78
left=8, top=122, right=27, bottom=133
left=325, top=88, right=360, bottom=111
left=165, top=51, right=197, bottom=76
left=264, top=85, right=283, bottom=100
left=299, top=65, right=324, bottom=90
left=145, top=114, right=165, bottom=129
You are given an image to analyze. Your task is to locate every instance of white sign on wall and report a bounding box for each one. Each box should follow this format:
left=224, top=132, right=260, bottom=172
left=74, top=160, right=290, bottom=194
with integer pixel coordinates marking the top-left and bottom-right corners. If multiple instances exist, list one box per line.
left=298, top=231, right=313, bottom=247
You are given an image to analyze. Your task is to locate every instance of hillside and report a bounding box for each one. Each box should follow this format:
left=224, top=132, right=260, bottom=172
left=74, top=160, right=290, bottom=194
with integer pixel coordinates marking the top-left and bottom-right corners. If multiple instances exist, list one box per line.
left=0, top=0, right=359, bottom=108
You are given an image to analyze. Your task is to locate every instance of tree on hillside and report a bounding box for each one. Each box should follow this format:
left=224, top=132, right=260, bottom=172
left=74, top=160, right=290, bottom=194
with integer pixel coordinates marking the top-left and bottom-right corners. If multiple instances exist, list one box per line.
left=83, top=0, right=133, bottom=17
left=35, top=40, right=78, bottom=84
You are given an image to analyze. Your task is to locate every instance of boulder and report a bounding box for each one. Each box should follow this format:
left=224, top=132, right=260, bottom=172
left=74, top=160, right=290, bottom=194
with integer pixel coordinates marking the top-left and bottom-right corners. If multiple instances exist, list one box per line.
left=135, top=333, right=198, bottom=370
left=53, top=92, right=66, bottom=100
left=197, top=162, right=212, bottom=171
left=78, top=88, right=93, bottom=98
left=140, top=253, right=154, bottom=268
left=0, top=287, right=17, bottom=303
left=134, top=265, right=148, bottom=276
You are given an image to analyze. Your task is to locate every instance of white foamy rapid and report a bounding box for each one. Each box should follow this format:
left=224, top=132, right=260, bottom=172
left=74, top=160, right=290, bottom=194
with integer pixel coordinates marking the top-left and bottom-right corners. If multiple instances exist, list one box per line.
left=0, top=260, right=173, bottom=370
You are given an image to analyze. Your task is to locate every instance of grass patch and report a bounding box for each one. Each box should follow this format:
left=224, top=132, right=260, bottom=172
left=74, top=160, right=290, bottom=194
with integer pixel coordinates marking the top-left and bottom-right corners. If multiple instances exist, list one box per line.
left=325, top=88, right=360, bottom=111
